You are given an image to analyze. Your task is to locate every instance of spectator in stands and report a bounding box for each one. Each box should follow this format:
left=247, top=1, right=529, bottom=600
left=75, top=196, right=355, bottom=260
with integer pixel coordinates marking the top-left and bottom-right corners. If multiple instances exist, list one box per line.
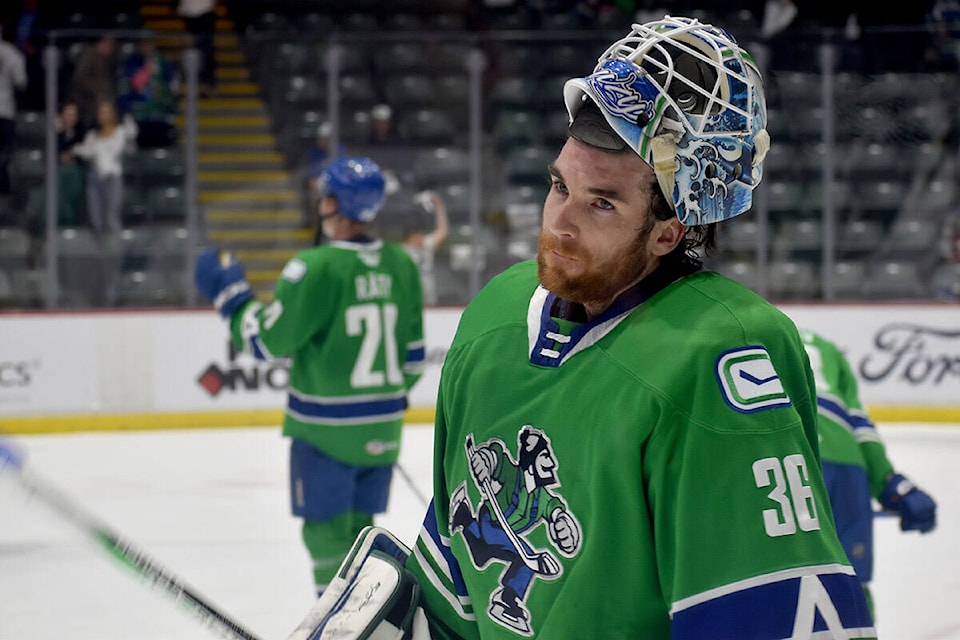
left=14, top=0, right=39, bottom=57
left=25, top=100, right=87, bottom=237
left=402, top=189, right=449, bottom=306
left=117, top=34, right=180, bottom=147
left=304, top=121, right=345, bottom=225
left=71, top=35, right=118, bottom=130
left=12, top=0, right=44, bottom=111
left=366, top=103, right=402, bottom=146
left=0, top=18, right=27, bottom=209
left=178, top=0, right=217, bottom=97
left=308, top=121, right=343, bottom=179
left=926, top=0, right=960, bottom=70
left=73, top=99, right=137, bottom=237
left=56, top=101, right=86, bottom=227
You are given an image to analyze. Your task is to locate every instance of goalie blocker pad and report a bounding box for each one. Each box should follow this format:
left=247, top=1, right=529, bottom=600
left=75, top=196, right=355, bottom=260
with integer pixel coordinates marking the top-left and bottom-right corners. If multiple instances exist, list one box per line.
left=287, top=526, right=428, bottom=640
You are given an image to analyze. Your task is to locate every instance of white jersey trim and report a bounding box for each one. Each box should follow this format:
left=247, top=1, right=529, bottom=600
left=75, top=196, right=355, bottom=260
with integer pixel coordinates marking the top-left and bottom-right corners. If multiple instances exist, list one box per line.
left=327, top=239, right=384, bottom=251
left=289, top=388, right=407, bottom=405
left=526, top=286, right=551, bottom=356
left=286, top=408, right=406, bottom=426
left=412, top=539, right=475, bottom=621
left=526, top=285, right=635, bottom=366
left=854, top=427, right=884, bottom=445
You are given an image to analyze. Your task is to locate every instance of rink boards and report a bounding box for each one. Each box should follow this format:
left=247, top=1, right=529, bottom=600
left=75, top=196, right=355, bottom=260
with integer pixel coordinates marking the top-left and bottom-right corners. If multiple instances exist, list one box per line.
left=2, top=304, right=959, bottom=433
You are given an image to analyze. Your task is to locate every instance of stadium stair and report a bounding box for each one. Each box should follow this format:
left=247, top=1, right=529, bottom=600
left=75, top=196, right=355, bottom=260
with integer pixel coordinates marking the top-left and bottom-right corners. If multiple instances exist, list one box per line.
left=138, top=0, right=310, bottom=302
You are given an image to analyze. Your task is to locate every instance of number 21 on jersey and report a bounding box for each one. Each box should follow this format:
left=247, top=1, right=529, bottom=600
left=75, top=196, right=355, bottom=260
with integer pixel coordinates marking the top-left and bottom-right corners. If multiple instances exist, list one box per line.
left=346, top=302, right=402, bottom=389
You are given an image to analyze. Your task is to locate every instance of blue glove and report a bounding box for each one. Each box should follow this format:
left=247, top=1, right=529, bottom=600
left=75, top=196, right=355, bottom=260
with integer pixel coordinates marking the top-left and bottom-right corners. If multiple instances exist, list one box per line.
left=0, top=438, right=24, bottom=473
left=194, top=246, right=254, bottom=319
left=879, top=472, right=937, bottom=533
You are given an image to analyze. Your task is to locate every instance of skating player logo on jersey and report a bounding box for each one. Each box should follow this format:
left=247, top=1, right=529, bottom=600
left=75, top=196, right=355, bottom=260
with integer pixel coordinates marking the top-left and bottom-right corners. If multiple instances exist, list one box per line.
left=449, top=426, right=582, bottom=636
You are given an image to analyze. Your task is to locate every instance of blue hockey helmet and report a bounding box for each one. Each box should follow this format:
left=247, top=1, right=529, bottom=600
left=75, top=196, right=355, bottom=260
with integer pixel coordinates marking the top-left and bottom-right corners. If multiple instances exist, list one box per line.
left=563, top=15, right=769, bottom=226
left=318, top=156, right=386, bottom=223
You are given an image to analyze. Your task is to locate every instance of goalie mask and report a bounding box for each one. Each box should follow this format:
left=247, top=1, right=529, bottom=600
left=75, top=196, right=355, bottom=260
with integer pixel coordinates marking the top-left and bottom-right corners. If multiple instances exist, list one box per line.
left=317, top=156, right=386, bottom=223
left=563, top=15, right=770, bottom=225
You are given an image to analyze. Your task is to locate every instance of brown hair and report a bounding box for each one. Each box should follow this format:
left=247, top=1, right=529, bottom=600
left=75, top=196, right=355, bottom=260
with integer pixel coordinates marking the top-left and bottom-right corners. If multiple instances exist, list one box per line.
left=647, top=171, right=715, bottom=274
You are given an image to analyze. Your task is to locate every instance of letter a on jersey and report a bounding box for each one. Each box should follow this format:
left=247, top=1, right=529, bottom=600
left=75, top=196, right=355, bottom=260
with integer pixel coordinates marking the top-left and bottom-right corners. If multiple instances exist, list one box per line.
left=793, top=575, right=847, bottom=637
left=716, top=346, right=792, bottom=413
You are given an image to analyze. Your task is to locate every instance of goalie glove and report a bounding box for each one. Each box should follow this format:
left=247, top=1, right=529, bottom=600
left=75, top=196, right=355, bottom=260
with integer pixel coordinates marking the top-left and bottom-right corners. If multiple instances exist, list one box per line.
left=194, top=246, right=254, bottom=319
left=879, top=472, right=937, bottom=533
left=547, top=509, right=581, bottom=556
left=286, top=526, right=431, bottom=640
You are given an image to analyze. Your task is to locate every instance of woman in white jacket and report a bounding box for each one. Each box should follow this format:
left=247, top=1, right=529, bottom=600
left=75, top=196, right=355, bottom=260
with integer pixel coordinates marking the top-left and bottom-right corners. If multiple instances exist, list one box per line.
left=73, top=99, right=138, bottom=236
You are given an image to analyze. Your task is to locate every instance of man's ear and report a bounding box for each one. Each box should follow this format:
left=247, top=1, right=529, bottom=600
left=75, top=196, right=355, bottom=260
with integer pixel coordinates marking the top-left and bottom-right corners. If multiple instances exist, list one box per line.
left=650, top=217, right=686, bottom=257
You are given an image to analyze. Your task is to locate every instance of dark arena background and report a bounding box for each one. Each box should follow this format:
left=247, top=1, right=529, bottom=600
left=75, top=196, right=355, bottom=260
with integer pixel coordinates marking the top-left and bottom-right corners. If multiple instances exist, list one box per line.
left=1, top=2, right=959, bottom=639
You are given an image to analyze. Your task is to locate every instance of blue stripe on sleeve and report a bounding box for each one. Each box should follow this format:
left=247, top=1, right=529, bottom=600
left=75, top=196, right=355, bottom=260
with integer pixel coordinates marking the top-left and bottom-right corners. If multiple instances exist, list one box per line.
left=407, top=344, right=426, bottom=363
left=818, top=395, right=877, bottom=432
left=248, top=336, right=267, bottom=361
left=671, top=566, right=875, bottom=639
left=421, top=502, right=469, bottom=597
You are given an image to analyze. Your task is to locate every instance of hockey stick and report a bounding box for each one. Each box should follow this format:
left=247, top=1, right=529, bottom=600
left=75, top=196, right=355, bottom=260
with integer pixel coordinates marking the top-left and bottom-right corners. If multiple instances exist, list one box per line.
left=394, top=462, right=430, bottom=508
left=1, top=447, right=267, bottom=640
left=464, top=435, right=560, bottom=576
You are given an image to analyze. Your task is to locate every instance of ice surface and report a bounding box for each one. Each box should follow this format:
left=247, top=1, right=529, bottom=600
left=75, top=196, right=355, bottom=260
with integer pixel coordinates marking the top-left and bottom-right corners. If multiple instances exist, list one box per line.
left=1, top=424, right=957, bottom=639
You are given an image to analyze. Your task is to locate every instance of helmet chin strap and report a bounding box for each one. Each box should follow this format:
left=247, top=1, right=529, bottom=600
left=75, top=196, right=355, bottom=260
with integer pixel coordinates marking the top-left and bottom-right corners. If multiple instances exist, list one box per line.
left=752, top=128, right=771, bottom=166
left=650, top=133, right=679, bottom=215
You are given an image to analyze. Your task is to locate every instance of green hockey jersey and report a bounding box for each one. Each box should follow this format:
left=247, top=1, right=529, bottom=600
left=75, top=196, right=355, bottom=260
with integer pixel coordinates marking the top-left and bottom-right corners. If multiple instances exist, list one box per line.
left=229, top=239, right=425, bottom=466
left=800, top=329, right=894, bottom=499
left=407, top=261, right=875, bottom=639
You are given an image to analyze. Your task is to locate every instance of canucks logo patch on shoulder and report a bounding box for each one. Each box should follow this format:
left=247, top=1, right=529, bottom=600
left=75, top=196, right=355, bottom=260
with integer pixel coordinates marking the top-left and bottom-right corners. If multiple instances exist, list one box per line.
left=281, top=258, right=307, bottom=283
left=716, top=346, right=792, bottom=413
left=358, top=250, right=381, bottom=267
left=280, top=258, right=307, bottom=284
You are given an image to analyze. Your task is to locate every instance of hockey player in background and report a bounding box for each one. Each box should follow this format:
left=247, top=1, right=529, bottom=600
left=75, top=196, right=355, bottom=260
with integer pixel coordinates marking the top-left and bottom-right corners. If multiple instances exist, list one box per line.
left=194, top=156, right=426, bottom=597
left=800, top=329, right=937, bottom=623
